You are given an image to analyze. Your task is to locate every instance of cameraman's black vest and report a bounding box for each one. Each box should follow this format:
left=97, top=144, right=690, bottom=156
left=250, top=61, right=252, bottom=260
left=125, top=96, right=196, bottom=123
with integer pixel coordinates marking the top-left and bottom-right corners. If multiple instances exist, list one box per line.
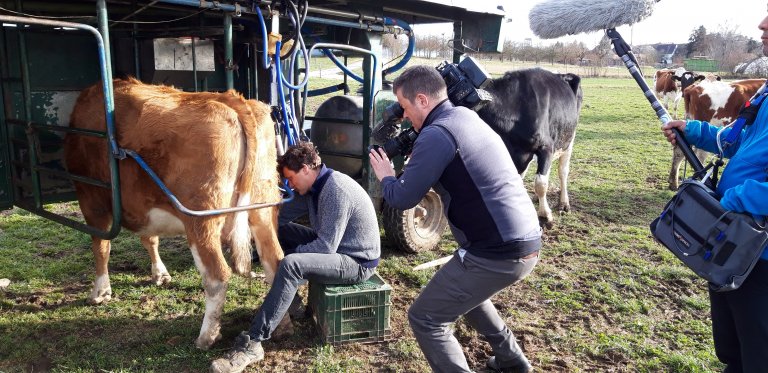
left=425, top=102, right=541, bottom=259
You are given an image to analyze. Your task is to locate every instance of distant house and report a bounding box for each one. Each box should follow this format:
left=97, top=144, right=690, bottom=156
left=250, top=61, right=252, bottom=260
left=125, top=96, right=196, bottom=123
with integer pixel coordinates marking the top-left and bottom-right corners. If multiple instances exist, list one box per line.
left=653, top=43, right=678, bottom=66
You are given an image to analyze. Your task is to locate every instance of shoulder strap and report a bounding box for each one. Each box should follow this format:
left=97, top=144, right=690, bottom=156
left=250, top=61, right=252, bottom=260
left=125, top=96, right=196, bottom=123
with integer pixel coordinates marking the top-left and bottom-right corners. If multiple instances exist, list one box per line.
left=723, top=82, right=768, bottom=147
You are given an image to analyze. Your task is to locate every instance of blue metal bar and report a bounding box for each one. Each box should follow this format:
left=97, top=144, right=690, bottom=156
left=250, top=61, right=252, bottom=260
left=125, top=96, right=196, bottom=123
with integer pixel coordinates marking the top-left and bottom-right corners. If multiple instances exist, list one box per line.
left=155, top=1, right=410, bottom=36
left=124, top=149, right=291, bottom=216
left=304, top=15, right=387, bottom=33
left=157, top=0, right=240, bottom=13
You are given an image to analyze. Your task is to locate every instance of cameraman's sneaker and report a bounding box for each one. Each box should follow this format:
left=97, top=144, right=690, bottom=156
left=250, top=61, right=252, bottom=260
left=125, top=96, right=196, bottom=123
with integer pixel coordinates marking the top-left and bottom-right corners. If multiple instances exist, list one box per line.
left=210, top=332, right=264, bottom=373
left=486, top=355, right=532, bottom=373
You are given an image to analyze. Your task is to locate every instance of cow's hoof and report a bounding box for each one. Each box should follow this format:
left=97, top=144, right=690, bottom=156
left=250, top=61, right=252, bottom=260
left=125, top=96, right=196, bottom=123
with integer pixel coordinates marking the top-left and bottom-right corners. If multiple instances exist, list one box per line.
left=668, top=184, right=679, bottom=191
left=152, top=273, right=172, bottom=286
left=87, top=290, right=112, bottom=305
left=538, top=216, right=554, bottom=229
left=559, top=204, right=571, bottom=213
left=194, top=332, right=221, bottom=350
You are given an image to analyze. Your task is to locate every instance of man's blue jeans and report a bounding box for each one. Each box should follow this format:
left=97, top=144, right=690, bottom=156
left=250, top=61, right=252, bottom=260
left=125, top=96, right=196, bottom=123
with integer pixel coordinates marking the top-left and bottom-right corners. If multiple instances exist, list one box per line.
left=248, top=222, right=375, bottom=341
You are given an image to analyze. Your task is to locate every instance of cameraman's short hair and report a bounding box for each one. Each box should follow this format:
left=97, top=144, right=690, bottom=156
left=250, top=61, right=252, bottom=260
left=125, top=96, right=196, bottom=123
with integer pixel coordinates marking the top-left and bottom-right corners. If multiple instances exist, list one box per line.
left=393, top=65, right=447, bottom=102
left=277, top=142, right=322, bottom=175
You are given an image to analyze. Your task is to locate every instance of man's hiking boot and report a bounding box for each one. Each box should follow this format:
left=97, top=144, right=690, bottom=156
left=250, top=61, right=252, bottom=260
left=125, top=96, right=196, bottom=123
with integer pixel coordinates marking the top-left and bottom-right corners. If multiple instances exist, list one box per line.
left=210, top=331, right=264, bottom=373
left=486, top=355, right=533, bottom=373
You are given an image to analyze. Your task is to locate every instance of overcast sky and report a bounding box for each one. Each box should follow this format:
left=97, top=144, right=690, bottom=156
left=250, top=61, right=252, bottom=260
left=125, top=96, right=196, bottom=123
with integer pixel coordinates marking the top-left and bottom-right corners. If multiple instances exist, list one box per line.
left=414, top=0, right=768, bottom=48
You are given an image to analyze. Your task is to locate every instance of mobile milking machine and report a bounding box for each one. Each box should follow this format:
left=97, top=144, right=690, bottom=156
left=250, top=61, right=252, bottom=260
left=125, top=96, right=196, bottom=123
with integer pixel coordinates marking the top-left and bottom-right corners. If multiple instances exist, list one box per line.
left=0, top=0, right=507, bottom=253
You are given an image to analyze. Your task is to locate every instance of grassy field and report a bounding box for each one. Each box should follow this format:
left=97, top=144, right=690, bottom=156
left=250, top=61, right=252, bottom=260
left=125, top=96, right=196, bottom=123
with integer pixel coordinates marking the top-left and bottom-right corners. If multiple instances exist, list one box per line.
left=0, top=67, right=721, bottom=372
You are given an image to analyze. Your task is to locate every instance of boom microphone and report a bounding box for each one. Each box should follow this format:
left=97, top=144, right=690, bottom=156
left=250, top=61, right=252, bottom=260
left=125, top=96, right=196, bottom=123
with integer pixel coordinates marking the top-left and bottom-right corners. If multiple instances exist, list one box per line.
left=529, top=0, right=656, bottom=39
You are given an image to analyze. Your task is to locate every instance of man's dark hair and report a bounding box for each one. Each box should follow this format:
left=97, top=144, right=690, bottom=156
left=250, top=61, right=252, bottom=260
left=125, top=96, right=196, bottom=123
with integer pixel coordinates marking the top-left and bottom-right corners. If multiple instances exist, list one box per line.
left=277, top=142, right=322, bottom=175
left=392, top=65, right=447, bottom=102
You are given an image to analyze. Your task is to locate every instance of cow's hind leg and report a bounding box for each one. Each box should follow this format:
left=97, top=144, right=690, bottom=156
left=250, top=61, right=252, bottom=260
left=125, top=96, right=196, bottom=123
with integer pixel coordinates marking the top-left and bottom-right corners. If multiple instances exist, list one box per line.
left=535, top=151, right=555, bottom=227
left=76, top=192, right=115, bottom=304
left=668, top=147, right=685, bottom=190
left=249, top=206, right=284, bottom=285
left=188, top=221, right=230, bottom=350
left=558, top=142, right=575, bottom=213
left=89, top=237, right=113, bottom=304
left=141, top=235, right=172, bottom=285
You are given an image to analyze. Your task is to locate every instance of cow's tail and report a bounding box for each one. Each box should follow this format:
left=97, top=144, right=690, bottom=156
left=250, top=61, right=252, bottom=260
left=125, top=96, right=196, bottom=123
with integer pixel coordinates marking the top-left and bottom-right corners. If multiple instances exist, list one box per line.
left=229, top=200, right=253, bottom=276
left=228, top=92, right=262, bottom=276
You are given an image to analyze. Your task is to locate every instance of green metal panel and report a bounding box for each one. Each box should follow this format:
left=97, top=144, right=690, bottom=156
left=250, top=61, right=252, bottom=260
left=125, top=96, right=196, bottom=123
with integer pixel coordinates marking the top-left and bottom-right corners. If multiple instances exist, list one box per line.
left=684, top=58, right=719, bottom=72
left=8, top=90, right=79, bottom=204
left=0, top=85, right=12, bottom=210
left=26, top=32, right=100, bottom=90
left=3, top=29, right=98, bottom=206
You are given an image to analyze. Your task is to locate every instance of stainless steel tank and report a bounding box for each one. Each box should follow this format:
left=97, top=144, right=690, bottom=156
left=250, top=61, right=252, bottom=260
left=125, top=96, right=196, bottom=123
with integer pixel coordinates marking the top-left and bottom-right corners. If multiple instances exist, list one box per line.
left=310, top=95, right=366, bottom=178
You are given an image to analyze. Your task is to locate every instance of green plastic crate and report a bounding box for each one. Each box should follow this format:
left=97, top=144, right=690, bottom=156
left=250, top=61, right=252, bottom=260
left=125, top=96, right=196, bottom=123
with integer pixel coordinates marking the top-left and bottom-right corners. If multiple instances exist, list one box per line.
left=308, top=272, right=392, bottom=345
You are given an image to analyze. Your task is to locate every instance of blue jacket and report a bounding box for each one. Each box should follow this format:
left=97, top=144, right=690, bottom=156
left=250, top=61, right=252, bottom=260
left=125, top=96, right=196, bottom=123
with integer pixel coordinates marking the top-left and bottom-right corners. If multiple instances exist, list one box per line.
left=381, top=100, right=541, bottom=259
left=684, top=103, right=768, bottom=259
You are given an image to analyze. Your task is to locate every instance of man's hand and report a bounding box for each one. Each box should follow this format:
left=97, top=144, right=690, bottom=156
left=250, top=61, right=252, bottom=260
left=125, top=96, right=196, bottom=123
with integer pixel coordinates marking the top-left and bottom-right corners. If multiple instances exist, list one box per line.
left=369, top=147, right=396, bottom=181
left=661, top=120, right=687, bottom=146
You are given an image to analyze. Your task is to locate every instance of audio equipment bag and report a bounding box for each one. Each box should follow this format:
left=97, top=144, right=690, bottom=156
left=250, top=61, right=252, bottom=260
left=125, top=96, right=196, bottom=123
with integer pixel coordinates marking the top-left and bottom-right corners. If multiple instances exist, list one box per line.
left=650, top=179, right=768, bottom=292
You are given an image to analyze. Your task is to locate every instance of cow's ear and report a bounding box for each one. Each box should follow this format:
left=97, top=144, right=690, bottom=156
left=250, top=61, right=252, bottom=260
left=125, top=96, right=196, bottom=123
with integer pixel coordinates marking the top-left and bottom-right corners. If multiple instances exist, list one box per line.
left=672, top=75, right=681, bottom=81
left=716, top=75, right=722, bottom=81
left=695, top=75, right=705, bottom=82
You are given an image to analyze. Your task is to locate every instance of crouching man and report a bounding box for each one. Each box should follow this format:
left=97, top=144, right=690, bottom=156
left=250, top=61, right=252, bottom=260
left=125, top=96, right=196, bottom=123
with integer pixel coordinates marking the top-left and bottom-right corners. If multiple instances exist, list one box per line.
left=370, top=65, right=541, bottom=372
left=211, top=142, right=381, bottom=373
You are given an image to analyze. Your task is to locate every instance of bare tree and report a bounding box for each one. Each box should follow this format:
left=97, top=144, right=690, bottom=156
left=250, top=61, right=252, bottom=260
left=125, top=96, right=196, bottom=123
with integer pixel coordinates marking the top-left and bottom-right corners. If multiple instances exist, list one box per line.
left=593, top=35, right=614, bottom=67
left=687, top=25, right=709, bottom=57
left=708, top=22, right=761, bottom=72
left=382, top=34, right=407, bottom=60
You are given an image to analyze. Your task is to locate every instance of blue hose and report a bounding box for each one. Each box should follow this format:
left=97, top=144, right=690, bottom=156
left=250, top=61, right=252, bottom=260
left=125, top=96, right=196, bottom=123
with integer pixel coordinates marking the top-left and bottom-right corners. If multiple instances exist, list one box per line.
left=382, top=17, right=414, bottom=77
left=252, top=6, right=271, bottom=69
left=274, top=41, right=299, bottom=146
left=320, top=48, right=365, bottom=83
left=307, top=83, right=347, bottom=97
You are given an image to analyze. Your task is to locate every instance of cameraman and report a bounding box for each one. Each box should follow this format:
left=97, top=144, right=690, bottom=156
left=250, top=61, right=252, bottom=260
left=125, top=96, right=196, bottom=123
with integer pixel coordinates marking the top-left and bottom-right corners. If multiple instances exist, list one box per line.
left=369, top=65, right=542, bottom=373
left=661, top=14, right=768, bottom=372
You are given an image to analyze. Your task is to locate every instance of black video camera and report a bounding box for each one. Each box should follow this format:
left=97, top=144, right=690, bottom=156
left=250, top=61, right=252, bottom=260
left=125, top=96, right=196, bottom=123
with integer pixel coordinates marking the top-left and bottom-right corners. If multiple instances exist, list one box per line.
left=371, top=56, right=493, bottom=158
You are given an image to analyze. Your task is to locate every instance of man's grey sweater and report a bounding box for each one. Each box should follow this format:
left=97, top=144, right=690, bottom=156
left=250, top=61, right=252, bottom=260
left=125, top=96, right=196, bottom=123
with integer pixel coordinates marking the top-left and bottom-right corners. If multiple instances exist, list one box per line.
left=293, top=168, right=380, bottom=262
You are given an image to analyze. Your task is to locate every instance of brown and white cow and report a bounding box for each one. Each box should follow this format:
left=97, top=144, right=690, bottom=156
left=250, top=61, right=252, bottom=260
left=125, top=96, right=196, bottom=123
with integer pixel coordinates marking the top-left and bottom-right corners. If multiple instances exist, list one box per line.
left=653, top=67, right=703, bottom=119
left=667, top=78, right=766, bottom=189
left=63, top=78, right=284, bottom=349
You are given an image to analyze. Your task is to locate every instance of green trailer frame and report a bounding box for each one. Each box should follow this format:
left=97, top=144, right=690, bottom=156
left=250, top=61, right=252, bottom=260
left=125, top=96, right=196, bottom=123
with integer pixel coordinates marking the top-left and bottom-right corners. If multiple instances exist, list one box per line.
left=0, top=0, right=505, bottom=251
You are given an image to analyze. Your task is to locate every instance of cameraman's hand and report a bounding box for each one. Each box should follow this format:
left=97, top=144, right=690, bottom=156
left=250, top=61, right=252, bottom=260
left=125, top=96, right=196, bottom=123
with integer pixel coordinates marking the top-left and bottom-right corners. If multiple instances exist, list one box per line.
left=661, top=120, right=686, bottom=146
left=369, top=148, right=396, bottom=182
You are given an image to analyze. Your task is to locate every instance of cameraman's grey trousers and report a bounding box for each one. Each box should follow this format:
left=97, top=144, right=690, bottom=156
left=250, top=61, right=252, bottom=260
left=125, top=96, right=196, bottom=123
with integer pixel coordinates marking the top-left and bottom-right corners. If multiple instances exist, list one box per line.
left=408, top=250, right=538, bottom=373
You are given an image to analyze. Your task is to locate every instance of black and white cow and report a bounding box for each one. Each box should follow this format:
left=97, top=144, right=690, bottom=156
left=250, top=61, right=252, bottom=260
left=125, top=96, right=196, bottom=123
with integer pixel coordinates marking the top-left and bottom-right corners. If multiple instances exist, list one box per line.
left=477, top=68, right=583, bottom=226
left=372, top=68, right=582, bottom=227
